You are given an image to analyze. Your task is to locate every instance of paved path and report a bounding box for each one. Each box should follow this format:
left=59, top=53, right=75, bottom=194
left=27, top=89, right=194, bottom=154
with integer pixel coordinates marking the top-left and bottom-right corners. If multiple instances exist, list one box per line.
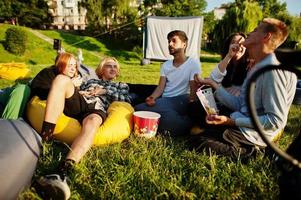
left=29, top=29, right=53, bottom=44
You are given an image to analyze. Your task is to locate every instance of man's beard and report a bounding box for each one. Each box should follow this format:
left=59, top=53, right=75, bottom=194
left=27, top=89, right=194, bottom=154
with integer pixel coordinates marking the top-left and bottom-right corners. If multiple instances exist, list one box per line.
left=169, top=47, right=183, bottom=55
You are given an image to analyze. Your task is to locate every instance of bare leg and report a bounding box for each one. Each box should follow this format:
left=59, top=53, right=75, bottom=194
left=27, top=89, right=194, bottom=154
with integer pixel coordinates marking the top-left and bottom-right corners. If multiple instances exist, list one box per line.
left=66, top=113, right=103, bottom=163
left=44, top=75, right=75, bottom=123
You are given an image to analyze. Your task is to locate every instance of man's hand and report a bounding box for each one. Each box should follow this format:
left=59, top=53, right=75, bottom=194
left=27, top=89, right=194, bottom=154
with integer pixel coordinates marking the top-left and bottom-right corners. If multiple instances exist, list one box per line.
left=206, top=114, right=235, bottom=126
left=194, top=74, right=203, bottom=86
left=145, top=96, right=156, bottom=106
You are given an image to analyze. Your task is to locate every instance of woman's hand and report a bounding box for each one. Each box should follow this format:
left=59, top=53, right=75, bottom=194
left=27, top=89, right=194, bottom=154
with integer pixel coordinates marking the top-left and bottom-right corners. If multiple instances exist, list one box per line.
left=79, top=90, right=92, bottom=97
left=228, top=39, right=245, bottom=59
left=91, top=85, right=106, bottom=96
left=79, top=86, right=106, bottom=97
left=145, top=96, right=156, bottom=106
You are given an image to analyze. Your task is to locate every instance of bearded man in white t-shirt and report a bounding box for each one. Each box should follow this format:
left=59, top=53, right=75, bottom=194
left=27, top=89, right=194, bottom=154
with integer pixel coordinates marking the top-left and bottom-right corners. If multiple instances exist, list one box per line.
left=135, top=30, right=201, bottom=135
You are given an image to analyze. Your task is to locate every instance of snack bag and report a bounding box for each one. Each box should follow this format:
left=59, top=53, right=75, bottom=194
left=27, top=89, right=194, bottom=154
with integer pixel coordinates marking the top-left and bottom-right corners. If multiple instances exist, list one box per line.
left=196, top=87, right=218, bottom=115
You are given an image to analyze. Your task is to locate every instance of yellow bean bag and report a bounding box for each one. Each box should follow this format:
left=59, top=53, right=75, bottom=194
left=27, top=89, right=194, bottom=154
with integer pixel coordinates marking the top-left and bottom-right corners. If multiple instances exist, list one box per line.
left=0, top=63, right=30, bottom=80
left=26, top=96, right=134, bottom=146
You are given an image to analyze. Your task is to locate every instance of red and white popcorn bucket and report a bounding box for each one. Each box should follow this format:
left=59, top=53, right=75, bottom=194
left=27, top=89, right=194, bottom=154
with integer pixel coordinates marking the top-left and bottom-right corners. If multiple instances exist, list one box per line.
left=133, top=111, right=161, bottom=138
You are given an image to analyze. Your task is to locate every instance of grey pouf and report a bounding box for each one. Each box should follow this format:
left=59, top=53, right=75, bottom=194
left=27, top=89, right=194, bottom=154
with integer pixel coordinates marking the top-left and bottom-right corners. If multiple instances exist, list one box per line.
left=0, top=119, right=42, bottom=200
left=293, top=80, right=301, bottom=105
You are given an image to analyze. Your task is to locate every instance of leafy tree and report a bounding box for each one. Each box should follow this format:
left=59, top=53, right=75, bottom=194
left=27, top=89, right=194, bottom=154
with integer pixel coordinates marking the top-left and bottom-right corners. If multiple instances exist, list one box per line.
left=101, top=0, right=136, bottom=30
left=202, top=11, right=217, bottom=48
left=83, top=0, right=139, bottom=32
left=257, top=0, right=287, bottom=18
left=82, top=0, right=140, bottom=49
left=139, top=0, right=160, bottom=16
left=0, top=0, right=13, bottom=19
left=0, top=0, right=50, bottom=28
left=81, top=0, right=104, bottom=33
left=289, top=16, right=301, bottom=49
left=209, top=1, right=262, bottom=52
left=155, top=0, right=206, bottom=16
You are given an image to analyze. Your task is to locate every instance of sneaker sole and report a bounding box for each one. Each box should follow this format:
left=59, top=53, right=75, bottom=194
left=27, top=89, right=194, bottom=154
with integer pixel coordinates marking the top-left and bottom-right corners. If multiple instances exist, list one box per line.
left=35, top=178, right=70, bottom=200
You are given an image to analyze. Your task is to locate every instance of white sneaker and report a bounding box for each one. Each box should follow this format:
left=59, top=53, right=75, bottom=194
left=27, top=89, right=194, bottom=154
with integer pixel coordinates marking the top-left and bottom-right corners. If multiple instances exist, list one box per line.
left=36, top=174, right=71, bottom=200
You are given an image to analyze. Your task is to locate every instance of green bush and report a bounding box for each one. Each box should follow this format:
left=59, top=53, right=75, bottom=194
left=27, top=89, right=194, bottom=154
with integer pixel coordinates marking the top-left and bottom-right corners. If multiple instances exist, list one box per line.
left=5, top=26, right=28, bottom=55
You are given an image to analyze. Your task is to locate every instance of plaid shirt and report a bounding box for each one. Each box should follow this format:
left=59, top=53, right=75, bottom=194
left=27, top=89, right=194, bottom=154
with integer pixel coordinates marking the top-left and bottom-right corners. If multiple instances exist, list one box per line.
left=80, top=79, right=131, bottom=113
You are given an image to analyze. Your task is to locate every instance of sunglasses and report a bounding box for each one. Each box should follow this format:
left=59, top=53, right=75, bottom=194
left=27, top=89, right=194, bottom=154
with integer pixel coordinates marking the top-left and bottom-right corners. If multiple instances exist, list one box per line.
left=104, top=64, right=118, bottom=68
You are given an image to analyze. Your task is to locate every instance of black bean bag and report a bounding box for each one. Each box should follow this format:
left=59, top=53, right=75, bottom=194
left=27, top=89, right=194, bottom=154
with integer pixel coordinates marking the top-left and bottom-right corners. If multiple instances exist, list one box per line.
left=128, top=84, right=157, bottom=106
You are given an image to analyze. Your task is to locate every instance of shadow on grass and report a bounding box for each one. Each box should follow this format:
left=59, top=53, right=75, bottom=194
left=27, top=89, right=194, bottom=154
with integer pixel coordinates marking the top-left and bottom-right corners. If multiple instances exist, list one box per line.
left=98, top=36, right=142, bottom=61
left=57, top=30, right=105, bottom=52
left=106, top=50, right=140, bottom=61
left=29, top=59, right=37, bottom=65
left=56, top=30, right=142, bottom=61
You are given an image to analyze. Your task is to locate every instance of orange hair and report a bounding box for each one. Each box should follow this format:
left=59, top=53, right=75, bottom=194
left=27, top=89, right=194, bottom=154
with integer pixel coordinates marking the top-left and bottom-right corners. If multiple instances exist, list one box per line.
left=55, top=52, right=79, bottom=77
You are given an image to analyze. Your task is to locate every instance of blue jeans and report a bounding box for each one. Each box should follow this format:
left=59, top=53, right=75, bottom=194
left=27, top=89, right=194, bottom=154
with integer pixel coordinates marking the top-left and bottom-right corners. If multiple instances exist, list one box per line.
left=134, top=94, right=192, bottom=136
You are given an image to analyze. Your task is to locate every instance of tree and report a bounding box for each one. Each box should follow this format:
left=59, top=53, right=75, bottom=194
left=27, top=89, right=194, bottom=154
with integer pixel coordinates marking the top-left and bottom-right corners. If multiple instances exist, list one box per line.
left=209, top=1, right=262, bottom=52
left=0, top=0, right=13, bottom=20
left=257, top=0, right=287, bottom=18
left=289, top=16, right=301, bottom=49
left=82, top=0, right=140, bottom=49
left=139, top=0, right=160, bottom=17
left=83, top=0, right=139, bottom=32
left=0, top=0, right=50, bottom=28
left=155, top=0, right=206, bottom=17
left=101, top=0, right=135, bottom=31
left=81, top=0, right=104, bottom=33
left=202, top=11, right=217, bottom=49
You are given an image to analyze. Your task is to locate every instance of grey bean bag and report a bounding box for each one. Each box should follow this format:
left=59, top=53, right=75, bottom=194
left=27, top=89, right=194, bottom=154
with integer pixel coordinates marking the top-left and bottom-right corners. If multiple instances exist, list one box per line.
left=0, top=119, right=41, bottom=200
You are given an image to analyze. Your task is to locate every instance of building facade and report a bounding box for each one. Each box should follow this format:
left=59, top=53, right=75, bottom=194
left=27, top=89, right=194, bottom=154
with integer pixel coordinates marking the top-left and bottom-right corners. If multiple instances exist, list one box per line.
left=47, top=0, right=87, bottom=30
left=213, top=7, right=226, bottom=20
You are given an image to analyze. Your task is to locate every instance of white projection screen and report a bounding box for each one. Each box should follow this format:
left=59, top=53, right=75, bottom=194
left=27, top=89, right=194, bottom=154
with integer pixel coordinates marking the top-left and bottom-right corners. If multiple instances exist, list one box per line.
left=143, top=16, right=204, bottom=61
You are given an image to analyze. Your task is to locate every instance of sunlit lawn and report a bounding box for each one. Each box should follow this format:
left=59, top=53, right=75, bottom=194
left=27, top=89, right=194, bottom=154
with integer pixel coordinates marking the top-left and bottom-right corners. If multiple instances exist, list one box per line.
left=0, top=24, right=300, bottom=199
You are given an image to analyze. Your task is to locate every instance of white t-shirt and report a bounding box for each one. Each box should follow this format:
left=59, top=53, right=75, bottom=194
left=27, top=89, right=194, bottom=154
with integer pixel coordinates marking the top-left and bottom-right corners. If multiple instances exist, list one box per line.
left=160, top=57, right=201, bottom=97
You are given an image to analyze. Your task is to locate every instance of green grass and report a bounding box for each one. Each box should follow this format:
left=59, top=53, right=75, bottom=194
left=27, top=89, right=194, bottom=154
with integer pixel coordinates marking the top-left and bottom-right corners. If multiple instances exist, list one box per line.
left=0, top=24, right=300, bottom=199
left=0, top=24, right=57, bottom=65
